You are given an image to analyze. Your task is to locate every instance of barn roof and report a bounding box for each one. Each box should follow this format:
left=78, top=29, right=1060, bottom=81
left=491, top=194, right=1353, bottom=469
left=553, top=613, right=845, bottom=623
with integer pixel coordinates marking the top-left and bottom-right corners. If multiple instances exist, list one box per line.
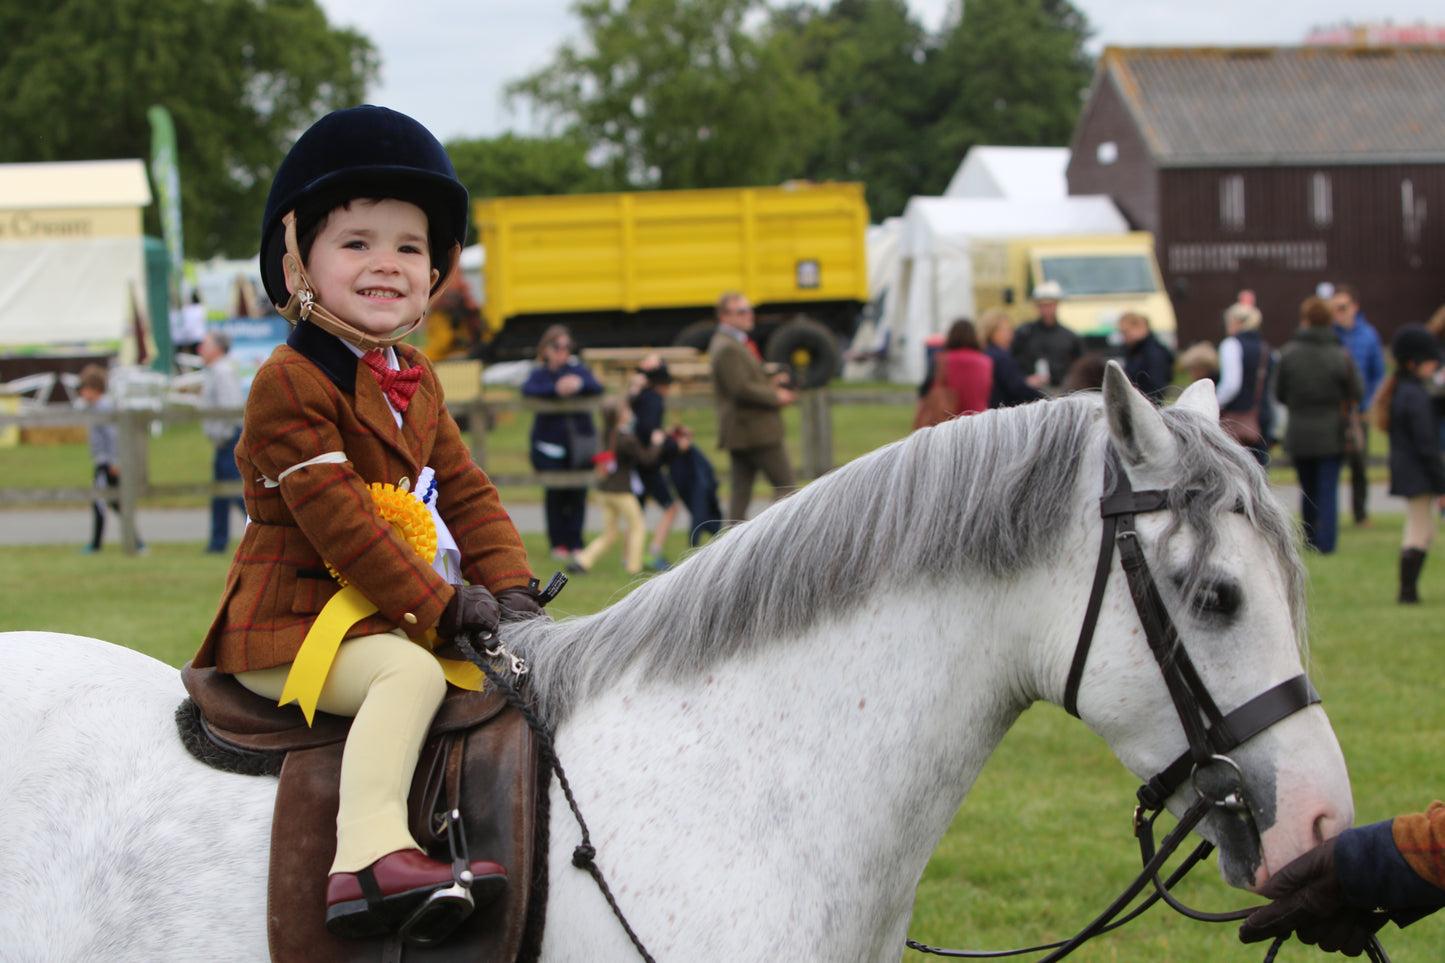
left=1098, top=46, right=1445, bottom=167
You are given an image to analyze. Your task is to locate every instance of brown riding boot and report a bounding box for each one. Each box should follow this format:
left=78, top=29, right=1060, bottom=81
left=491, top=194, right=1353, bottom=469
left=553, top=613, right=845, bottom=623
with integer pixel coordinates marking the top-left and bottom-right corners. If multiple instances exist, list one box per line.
left=1398, top=549, right=1426, bottom=604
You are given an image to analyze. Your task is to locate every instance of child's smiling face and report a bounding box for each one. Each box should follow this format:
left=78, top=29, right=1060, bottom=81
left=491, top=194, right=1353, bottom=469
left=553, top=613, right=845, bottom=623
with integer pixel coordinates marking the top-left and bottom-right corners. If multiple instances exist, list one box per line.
left=300, top=198, right=438, bottom=338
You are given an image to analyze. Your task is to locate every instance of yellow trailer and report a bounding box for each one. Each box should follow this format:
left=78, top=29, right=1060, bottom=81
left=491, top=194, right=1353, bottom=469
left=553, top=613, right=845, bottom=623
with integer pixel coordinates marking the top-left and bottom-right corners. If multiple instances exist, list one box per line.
left=474, top=183, right=870, bottom=386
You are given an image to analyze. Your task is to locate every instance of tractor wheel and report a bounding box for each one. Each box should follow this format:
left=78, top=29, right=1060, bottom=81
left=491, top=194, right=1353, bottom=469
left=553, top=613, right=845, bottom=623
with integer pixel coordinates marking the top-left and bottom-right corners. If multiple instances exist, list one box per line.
left=765, top=317, right=841, bottom=388
left=673, top=320, right=717, bottom=353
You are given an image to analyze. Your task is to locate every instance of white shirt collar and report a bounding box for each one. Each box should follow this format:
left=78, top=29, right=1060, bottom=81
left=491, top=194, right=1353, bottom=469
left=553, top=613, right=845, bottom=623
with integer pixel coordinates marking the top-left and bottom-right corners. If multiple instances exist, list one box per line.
left=343, top=341, right=398, bottom=371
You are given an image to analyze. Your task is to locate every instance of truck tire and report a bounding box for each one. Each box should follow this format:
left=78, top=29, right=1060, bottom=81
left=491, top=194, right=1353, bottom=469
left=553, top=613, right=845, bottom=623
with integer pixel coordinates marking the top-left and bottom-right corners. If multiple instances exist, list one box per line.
left=766, top=318, right=840, bottom=388
left=673, top=320, right=717, bottom=353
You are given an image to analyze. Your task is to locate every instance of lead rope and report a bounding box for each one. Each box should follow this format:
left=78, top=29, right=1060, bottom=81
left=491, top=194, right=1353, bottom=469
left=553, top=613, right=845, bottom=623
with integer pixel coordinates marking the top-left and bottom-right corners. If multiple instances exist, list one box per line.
left=451, top=629, right=658, bottom=963
left=907, top=796, right=1392, bottom=963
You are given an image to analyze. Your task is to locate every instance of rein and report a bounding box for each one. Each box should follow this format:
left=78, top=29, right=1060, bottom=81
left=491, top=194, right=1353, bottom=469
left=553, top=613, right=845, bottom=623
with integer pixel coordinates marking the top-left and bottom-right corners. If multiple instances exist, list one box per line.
left=451, top=617, right=659, bottom=963
left=907, top=445, right=1390, bottom=963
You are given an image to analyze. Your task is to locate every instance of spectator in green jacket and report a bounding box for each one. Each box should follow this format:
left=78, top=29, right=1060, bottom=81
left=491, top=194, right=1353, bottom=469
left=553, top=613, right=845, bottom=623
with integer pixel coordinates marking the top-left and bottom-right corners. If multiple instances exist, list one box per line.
left=1273, top=296, right=1364, bottom=554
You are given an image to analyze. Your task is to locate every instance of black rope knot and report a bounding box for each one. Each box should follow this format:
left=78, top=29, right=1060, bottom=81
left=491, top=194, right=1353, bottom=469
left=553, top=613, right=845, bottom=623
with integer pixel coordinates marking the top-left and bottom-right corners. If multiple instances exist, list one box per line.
left=573, top=844, right=597, bottom=869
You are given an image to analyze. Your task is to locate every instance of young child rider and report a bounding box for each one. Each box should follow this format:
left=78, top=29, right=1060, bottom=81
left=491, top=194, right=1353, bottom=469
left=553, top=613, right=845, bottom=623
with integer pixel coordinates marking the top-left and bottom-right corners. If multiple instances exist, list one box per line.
left=190, top=106, right=541, bottom=943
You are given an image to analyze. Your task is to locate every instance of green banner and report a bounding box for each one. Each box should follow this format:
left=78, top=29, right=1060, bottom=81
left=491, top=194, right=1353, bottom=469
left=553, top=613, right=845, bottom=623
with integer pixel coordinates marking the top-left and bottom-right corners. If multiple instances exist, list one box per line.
left=146, top=104, right=184, bottom=295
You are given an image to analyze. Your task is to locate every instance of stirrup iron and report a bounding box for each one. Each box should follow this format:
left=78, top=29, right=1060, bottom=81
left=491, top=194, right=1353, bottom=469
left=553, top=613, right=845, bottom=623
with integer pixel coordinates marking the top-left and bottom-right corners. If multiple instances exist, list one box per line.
left=399, top=808, right=476, bottom=947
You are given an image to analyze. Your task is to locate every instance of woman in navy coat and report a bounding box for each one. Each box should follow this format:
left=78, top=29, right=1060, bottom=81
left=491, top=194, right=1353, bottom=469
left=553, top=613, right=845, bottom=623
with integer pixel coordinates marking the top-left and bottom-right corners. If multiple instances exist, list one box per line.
left=1374, top=325, right=1445, bottom=602
left=522, top=325, right=603, bottom=558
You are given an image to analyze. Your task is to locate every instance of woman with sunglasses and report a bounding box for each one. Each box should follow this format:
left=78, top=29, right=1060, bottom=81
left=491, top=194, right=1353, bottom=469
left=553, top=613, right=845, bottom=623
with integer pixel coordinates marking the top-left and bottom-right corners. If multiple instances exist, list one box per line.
left=522, top=325, right=604, bottom=559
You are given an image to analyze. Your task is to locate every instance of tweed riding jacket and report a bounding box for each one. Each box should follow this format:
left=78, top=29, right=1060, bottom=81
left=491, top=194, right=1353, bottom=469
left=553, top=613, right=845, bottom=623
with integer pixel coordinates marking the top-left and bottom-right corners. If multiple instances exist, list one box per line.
left=708, top=329, right=785, bottom=452
left=194, top=321, right=532, bottom=674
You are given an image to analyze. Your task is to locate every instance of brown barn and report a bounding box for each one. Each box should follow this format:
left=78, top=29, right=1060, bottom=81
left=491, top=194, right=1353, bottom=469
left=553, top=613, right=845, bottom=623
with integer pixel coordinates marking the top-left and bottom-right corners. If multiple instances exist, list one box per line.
left=1067, top=46, right=1445, bottom=351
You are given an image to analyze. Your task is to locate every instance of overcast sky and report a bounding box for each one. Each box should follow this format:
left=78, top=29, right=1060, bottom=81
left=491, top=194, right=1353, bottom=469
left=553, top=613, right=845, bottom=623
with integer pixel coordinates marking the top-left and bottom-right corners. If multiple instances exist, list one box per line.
left=315, top=0, right=1444, bottom=143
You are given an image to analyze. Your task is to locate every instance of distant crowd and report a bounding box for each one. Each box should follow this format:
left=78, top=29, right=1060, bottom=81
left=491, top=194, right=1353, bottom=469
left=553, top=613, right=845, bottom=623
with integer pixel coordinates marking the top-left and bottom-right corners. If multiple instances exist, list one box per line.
left=913, top=278, right=1445, bottom=606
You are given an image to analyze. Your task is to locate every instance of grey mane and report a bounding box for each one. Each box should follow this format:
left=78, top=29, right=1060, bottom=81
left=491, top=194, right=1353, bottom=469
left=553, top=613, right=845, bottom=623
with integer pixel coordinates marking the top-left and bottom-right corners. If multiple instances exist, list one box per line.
left=506, top=393, right=1305, bottom=727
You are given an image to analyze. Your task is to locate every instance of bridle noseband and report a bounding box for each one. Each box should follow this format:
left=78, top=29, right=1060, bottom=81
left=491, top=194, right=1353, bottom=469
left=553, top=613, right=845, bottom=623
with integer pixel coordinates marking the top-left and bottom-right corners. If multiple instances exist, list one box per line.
left=908, top=444, right=1389, bottom=963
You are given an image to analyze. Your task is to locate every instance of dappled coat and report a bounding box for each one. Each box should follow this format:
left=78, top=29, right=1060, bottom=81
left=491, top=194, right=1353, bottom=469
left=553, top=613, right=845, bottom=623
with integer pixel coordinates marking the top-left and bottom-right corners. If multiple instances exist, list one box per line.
left=194, top=321, right=532, bottom=674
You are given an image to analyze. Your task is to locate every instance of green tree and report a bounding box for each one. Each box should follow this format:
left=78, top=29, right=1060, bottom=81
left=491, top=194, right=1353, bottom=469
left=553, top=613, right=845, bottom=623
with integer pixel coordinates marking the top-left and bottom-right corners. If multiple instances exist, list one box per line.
left=919, top=0, right=1094, bottom=193
left=0, top=0, right=376, bottom=258
left=446, top=133, right=618, bottom=242
left=772, top=0, right=932, bottom=220
left=508, top=0, right=834, bottom=190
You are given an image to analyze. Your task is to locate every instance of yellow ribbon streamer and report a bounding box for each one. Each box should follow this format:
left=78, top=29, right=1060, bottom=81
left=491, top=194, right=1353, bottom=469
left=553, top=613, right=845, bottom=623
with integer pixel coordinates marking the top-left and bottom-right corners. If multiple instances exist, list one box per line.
left=435, top=655, right=486, bottom=692
left=279, top=586, right=379, bottom=725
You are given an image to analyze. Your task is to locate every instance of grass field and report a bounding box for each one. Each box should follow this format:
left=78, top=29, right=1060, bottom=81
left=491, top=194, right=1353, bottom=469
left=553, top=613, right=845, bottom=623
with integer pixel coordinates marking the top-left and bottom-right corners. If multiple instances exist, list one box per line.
left=0, top=398, right=1438, bottom=961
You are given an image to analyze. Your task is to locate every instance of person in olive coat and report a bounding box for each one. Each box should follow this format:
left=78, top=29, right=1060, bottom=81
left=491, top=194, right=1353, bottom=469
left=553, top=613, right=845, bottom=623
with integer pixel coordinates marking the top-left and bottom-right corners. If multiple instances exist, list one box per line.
left=1274, top=296, right=1364, bottom=554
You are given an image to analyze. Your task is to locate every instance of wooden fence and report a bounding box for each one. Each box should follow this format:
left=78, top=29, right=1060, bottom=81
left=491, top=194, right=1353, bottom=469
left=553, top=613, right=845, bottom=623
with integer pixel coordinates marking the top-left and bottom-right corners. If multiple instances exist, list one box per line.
left=0, top=388, right=913, bottom=554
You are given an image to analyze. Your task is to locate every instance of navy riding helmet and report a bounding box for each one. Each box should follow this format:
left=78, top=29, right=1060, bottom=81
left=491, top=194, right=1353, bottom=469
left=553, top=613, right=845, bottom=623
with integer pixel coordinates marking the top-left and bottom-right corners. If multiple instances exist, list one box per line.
left=258, top=105, right=468, bottom=312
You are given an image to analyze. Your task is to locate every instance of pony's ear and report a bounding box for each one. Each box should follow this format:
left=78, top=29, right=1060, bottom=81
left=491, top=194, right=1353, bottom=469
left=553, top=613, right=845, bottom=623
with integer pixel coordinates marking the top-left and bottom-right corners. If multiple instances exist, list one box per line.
left=1173, top=378, right=1220, bottom=420
left=1102, top=360, right=1178, bottom=478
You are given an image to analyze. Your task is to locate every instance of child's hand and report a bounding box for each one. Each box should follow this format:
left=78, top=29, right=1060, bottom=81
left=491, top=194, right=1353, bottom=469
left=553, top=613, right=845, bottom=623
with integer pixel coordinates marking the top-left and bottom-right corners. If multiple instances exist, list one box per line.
left=496, top=585, right=545, bottom=622
left=555, top=373, right=583, bottom=396
left=436, top=585, right=500, bottom=642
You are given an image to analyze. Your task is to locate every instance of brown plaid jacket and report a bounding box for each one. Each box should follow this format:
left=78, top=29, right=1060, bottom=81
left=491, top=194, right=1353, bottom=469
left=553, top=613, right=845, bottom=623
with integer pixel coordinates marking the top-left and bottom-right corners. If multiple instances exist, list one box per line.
left=1394, top=800, right=1445, bottom=890
left=193, top=324, right=531, bottom=674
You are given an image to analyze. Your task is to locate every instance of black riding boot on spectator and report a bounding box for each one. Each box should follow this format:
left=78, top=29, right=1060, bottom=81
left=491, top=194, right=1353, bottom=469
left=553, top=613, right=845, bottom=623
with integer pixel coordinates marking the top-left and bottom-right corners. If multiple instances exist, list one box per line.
left=1399, top=548, right=1426, bottom=603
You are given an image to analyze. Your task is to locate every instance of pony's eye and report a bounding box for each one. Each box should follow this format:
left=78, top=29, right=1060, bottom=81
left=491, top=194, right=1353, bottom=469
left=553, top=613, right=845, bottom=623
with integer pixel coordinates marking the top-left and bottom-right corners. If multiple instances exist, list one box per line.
left=1194, top=580, right=1242, bottom=618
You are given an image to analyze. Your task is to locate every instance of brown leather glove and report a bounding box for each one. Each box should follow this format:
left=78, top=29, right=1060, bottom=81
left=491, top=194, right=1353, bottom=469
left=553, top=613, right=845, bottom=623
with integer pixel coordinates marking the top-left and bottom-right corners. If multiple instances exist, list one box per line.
left=496, top=585, right=545, bottom=622
left=436, top=584, right=500, bottom=643
left=1239, top=839, right=1388, bottom=956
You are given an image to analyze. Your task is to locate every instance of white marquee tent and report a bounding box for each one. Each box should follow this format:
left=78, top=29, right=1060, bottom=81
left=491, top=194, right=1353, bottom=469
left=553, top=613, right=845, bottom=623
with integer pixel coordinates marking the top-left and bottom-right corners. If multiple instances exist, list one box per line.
left=875, top=195, right=1128, bottom=384
left=0, top=160, right=152, bottom=348
left=943, top=146, right=1070, bottom=200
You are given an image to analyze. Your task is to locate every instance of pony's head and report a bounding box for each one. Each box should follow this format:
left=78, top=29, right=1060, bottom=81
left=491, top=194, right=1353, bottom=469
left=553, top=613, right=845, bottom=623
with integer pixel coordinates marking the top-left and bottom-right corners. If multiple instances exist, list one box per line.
left=508, top=363, right=1352, bottom=893
left=1072, top=364, right=1352, bottom=891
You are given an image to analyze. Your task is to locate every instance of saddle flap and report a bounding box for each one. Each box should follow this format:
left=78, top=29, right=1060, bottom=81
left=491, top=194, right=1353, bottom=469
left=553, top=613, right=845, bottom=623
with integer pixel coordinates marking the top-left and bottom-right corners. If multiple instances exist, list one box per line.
left=267, top=703, right=541, bottom=963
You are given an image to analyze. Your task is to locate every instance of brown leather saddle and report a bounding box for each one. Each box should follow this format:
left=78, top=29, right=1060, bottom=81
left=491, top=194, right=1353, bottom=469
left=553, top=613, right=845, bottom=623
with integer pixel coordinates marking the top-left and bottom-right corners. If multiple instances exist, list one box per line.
left=179, top=662, right=546, bottom=963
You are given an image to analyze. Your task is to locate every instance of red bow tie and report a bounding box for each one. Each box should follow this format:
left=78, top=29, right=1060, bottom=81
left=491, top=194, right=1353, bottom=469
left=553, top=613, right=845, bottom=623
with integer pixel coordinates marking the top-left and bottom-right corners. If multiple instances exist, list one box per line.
left=361, top=350, right=422, bottom=412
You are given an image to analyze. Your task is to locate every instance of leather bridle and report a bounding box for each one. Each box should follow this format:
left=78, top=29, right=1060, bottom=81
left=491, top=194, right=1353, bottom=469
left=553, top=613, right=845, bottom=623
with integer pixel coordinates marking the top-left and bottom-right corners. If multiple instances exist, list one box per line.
left=1063, top=445, right=1320, bottom=810
left=907, top=444, right=1389, bottom=963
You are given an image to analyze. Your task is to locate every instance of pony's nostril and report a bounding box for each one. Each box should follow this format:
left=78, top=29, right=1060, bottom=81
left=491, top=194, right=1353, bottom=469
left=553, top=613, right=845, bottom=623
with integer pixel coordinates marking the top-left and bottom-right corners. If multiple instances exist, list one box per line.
left=1312, top=805, right=1351, bottom=846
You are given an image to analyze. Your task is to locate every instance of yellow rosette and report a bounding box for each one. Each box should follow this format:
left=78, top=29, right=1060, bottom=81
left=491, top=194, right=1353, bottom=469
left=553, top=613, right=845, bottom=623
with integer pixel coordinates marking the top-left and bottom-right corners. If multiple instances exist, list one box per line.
left=279, top=482, right=483, bottom=725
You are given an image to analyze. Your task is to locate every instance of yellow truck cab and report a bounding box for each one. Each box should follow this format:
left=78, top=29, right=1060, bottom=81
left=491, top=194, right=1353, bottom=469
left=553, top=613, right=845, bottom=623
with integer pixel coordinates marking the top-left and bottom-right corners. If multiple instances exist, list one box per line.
left=473, top=183, right=870, bottom=386
left=973, top=232, right=1175, bottom=348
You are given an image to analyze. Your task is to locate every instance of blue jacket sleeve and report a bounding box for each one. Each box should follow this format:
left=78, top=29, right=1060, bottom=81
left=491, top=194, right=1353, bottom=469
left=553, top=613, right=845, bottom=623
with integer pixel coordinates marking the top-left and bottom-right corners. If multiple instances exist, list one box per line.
left=1336, top=819, right=1445, bottom=914
left=521, top=365, right=557, bottom=397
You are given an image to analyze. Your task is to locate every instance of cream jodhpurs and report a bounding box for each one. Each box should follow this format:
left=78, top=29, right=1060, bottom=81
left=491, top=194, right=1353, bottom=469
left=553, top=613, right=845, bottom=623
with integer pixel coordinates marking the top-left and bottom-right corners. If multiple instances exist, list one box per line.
left=1403, top=494, right=1439, bottom=552
left=576, top=489, right=647, bottom=574
left=237, top=632, right=447, bottom=873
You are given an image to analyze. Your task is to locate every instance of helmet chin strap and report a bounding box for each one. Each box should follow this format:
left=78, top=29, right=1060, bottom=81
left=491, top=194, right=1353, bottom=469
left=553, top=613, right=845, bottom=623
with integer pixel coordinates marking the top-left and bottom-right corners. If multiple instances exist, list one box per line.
left=274, top=209, right=461, bottom=352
